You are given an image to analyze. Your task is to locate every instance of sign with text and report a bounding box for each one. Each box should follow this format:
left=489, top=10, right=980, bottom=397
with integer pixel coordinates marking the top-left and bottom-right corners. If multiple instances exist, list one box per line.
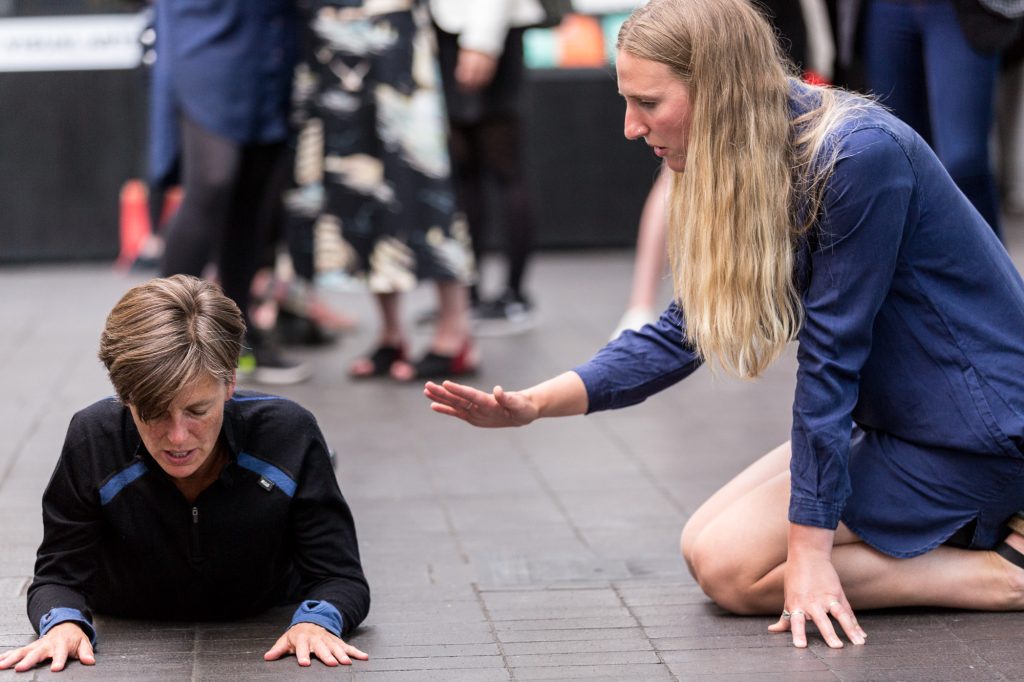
left=0, top=14, right=146, bottom=73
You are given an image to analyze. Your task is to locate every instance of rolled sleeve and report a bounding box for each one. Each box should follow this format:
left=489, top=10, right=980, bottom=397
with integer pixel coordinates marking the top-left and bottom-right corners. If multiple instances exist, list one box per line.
left=39, top=607, right=96, bottom=647
left=574, top=303, right=703, bottom=413
left=289, top=600, right=344, bottom=638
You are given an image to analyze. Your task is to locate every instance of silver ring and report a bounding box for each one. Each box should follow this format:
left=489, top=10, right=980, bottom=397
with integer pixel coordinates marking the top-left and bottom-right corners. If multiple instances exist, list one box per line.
left=781, top=609, right=791, bottom=620
left=828, top=600, right=841, bottom=608
left=790, top=609, right=805, bottom=618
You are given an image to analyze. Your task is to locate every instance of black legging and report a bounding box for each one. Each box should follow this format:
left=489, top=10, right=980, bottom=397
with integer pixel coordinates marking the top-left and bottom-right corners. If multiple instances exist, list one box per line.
left=160, top=116, right=289, bottom=328
left=449, top=115, right=533, bottom=299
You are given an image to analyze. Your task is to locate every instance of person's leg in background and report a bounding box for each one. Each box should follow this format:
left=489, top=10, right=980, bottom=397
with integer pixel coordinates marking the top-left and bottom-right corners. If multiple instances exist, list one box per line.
left=468, top=113, right=539, bottom=331
left=997, top=41, right=1024, bottom=215
left=160, top=116, right=240, bottom=279
left=448, top=121, right=485, bottom=306
left=864, top=0, right=1001, bottom=236
left=220, top=139, right=312, bottom=384
left=610, top=165, right=670, bottom=340
left=435, top=25, right=537, bottom=334
left=919, top=0, right=1002, bottom=236
left=863, top=0, right=933, bottom=140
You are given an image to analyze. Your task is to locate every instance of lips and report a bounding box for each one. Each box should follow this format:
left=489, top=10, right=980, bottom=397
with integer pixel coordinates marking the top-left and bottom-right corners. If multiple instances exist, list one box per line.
left=162, top=449, right=196, bottom=466
left=651, top=146, right=668, bottom=158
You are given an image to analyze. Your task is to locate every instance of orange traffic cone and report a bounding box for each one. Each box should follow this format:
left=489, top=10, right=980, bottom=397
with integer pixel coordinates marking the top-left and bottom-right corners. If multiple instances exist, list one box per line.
left=116, top=179, right=152, bottom=269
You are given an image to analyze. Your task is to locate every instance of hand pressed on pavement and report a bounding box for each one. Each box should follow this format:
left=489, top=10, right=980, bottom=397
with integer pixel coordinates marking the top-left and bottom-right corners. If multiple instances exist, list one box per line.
left=0, top=622, right=95, bottom=673
left=264, top=622, right=368, bottom=667
left=768, top=524, right=867, bottom=649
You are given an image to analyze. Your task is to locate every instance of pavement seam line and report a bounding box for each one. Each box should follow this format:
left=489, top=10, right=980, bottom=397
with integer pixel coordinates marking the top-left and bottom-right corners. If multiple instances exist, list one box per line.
left=471, top=582, right=517, bottom=681
left=611, top=583, right=681, bottom=682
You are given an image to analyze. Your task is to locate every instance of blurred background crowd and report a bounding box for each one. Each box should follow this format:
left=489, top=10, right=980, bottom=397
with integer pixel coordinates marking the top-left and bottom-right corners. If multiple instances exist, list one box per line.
left=1, top=0, right=1023, bottom=384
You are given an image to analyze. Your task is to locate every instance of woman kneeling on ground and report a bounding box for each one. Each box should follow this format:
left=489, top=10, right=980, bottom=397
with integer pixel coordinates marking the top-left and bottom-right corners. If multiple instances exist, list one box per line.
left=424, top=0, right=1024, bottom=650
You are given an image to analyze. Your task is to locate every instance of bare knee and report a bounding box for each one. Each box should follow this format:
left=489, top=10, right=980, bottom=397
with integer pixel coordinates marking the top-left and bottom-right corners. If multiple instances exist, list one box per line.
left=682, top=525, right=764, bottom=615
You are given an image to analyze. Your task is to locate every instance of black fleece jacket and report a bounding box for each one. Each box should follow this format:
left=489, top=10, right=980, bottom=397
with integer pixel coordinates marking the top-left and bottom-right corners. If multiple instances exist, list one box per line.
left=28, top=391, right=369, bottom=639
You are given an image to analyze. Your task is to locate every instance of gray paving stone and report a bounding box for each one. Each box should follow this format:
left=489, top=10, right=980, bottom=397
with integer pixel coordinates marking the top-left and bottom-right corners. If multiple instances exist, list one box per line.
left=511, top=662, right=677, bottom=680
left=3, top=245, right=1024, bottom=680
left=506, top=649, right=661, bottom=667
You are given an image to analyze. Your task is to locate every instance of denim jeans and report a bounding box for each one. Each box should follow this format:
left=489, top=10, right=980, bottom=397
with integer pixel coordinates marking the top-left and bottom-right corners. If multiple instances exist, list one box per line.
left=863, top=0, right=1002, bottom=236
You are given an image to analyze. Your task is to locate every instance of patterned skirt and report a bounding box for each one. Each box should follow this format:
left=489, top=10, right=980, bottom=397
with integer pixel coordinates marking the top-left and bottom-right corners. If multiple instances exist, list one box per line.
left=302, top=2, right=473, bottom=293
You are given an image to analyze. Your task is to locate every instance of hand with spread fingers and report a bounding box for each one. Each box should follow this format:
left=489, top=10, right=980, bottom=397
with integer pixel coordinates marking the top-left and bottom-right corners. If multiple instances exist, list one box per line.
left=0, top=622, right=95, bottom=673
left=768, top=524, right=867, bottom=648
left=264, top=623, right=368, bottom=667
left=424, top=381, right=540, bottom=428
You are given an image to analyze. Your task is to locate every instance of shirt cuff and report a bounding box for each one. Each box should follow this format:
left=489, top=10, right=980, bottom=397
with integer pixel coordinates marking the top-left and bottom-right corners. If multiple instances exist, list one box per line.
left=289, top=600, right=344, bottom=638
left=788, top=496, right=843, bottom=530
left=39, top=607, right=97, bottom=647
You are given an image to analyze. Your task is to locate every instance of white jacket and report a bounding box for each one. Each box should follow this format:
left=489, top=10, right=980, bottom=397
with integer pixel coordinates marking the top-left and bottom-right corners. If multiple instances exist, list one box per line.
left=429, top=0, right=546, bottom=57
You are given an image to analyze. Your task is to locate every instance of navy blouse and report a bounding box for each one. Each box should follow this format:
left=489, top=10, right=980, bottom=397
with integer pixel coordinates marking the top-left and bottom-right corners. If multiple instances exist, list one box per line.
left=576, top=88, right=1024, bottom=531
left=149, top=0, right=299, bottom=185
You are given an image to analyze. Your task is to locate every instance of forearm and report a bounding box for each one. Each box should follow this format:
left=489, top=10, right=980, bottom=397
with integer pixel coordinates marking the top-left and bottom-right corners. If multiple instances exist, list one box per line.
left=524, top=371, right=589, bottom=419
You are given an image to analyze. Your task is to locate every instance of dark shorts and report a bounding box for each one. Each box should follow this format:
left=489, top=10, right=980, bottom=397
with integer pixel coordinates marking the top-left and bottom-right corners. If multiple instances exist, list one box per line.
left=841, top=426, right=1024, bottom=558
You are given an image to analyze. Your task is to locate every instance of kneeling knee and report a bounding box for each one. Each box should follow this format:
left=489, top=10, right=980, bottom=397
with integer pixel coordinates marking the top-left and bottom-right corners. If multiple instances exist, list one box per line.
left=684, top=532, right=762, bottom=615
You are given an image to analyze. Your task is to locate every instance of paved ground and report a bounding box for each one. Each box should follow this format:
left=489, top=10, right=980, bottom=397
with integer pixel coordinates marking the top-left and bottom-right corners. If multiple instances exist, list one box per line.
left=2, top=229, right=1024, bottom=680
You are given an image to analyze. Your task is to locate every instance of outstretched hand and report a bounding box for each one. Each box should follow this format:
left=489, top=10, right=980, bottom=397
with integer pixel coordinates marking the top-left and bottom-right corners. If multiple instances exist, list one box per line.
left=264, top=623, right=367, bottom=667
left=424, top=380, right=539, bottom=428
left=0, top=622, right=95, bottom=673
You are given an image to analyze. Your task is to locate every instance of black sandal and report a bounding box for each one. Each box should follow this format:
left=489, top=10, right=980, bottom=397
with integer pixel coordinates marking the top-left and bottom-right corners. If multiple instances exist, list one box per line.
left=997, top=512, right=1024, bottom=570
left=350, top=344, right=406, bottom=379
left=996, top=542, right=1024, bottom=570
left=401, top=341, right=478, bottom=381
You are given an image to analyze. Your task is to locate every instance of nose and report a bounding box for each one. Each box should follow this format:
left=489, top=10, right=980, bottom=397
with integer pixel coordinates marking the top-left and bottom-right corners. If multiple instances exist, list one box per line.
left=165, top=414, right=189, bottom=447
left=624, top=105, right=647, bottom=140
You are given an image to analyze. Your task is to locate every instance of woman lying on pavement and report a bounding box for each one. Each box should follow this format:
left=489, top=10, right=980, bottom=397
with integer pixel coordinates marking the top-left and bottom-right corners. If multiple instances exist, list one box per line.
left=0, top=275, right=369, bottom=673
left=424, top=0, right=1024, bottom=650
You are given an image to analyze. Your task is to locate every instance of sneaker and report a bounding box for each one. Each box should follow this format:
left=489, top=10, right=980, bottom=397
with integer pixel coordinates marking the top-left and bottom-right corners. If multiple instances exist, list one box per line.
left=275, top=309, right=341, bottom=347
left=238, top=331, right=313, bottom=385
left=472, top=291, right=538, bottom=337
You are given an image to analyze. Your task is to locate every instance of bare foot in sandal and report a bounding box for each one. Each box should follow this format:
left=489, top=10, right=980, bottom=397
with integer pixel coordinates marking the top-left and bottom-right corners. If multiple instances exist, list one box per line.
left=391, top=340, right=478, bottom=382
left=350, top=343, right=406, bottom=379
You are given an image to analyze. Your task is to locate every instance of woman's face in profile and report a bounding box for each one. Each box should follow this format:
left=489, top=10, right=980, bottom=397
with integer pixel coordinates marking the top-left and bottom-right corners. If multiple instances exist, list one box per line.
left=129, top=373, right=235, bottom=485
left=617, top=50, right=692, bottom=173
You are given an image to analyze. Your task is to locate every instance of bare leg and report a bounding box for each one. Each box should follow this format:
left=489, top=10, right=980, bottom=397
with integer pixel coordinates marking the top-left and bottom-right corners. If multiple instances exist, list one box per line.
left=390, top=280, right=474, bottom=380
left=349, top=292, right=404, bottom=376
left=611, top=167, right=671, bottom=339
left=626, top=167, right=671, bottom=312
left=431, top=279, right=471, bottom=353
left=685, top=442, right=1024, bottom=615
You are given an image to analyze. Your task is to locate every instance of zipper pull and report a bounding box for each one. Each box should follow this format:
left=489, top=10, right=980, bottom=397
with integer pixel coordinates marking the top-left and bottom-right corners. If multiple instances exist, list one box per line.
left=192, top=506, right=199, bottom=524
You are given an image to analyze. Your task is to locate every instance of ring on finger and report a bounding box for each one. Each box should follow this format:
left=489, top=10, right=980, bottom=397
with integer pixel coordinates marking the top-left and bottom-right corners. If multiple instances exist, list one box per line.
left=828, top=600, right=841, bottom=608
left=781, top=609, right=791, bottom=620
left=790, top=609, right=805, bottom=618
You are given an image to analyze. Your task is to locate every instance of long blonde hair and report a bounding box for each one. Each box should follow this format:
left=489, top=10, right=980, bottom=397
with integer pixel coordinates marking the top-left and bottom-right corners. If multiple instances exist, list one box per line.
left=619, top=0, right=860, bottom=378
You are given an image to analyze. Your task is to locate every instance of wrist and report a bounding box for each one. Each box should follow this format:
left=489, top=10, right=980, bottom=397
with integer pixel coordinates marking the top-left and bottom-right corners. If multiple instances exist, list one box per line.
left=787, top=522, right=835, bottom=560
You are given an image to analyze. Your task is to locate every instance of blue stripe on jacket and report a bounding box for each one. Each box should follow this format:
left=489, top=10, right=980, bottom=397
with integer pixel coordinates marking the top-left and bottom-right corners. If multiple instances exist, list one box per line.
left=99, top=461, right=148, bottom=506
left=237, top=453, right=296, bottom=498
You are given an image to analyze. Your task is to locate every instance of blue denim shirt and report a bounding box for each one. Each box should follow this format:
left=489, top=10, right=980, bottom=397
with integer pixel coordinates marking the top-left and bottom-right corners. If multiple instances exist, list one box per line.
left=576, top=91, right=1024, bottom=531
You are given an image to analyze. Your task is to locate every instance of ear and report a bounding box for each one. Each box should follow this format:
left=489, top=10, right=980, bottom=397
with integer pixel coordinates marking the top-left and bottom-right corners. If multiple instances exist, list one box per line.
left=226, top=372, right=237, bottom=401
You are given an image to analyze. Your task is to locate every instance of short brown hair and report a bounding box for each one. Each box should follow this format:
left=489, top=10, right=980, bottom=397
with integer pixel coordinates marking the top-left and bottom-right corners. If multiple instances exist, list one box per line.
left=98, top=275, right=245, bottom=421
